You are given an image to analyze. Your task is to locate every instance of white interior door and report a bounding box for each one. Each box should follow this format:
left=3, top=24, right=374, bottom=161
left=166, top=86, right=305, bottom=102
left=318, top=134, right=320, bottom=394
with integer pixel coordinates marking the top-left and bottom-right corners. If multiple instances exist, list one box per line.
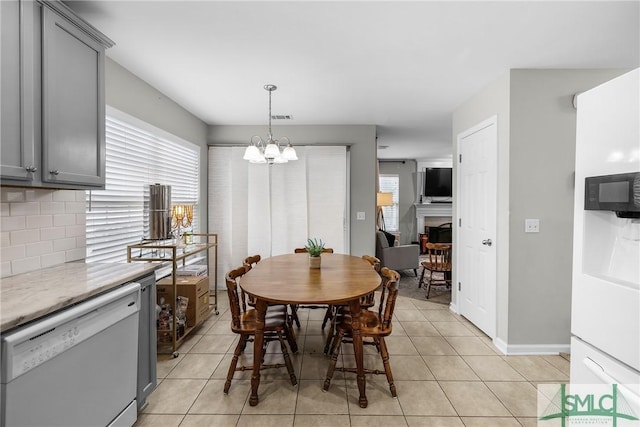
left=457, top=116, right=497, bottom=338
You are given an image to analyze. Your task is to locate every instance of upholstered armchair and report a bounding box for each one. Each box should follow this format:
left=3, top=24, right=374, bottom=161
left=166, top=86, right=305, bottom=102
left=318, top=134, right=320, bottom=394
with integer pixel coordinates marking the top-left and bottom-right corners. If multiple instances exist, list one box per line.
left=375, top=230, right=420, bottom=276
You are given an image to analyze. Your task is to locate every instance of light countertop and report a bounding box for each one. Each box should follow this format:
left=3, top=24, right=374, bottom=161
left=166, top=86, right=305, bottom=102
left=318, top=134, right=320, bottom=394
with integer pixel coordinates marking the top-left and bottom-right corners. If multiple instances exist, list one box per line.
left=0, top=262, right=158, bottom=332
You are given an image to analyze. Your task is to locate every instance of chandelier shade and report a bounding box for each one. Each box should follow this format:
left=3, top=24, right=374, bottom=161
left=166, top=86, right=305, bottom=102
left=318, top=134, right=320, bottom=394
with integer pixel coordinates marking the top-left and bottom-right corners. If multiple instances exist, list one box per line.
left=244, top=84, right=297, bottom=165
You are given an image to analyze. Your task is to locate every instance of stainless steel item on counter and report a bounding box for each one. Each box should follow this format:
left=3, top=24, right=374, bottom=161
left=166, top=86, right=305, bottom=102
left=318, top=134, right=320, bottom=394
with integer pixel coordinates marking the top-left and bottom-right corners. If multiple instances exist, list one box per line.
left=145, top=183, right=172, bottom=240
left=1, top=282, right=141, bottom=427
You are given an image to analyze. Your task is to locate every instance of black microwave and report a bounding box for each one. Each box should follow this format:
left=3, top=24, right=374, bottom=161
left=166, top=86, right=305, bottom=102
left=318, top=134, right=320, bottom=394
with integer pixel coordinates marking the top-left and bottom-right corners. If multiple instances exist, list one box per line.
left=585, top=172, right=640, bottom=218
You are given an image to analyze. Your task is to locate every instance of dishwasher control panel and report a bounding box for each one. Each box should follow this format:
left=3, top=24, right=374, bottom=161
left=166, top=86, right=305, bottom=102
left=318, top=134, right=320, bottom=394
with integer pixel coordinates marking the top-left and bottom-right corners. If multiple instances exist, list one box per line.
left=1, top=282, right=140, bottom=382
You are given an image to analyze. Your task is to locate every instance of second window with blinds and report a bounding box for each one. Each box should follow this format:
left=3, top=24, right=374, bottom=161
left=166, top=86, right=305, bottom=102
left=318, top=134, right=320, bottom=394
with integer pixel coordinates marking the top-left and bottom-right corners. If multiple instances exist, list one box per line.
left=379, top=174, right=399, bottom=232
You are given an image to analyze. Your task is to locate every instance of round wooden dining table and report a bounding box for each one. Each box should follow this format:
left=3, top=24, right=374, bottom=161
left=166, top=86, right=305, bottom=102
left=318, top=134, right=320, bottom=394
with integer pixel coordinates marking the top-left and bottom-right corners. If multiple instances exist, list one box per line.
left=240, top=253, right=381, bottom=408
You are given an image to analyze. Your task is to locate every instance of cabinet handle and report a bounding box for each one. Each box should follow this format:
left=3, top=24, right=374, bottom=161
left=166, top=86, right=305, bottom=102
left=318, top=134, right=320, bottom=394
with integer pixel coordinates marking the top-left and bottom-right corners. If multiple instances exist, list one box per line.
left=49, top=170, right=60, bottom=175
left=25, top=166, right=38, bottom=173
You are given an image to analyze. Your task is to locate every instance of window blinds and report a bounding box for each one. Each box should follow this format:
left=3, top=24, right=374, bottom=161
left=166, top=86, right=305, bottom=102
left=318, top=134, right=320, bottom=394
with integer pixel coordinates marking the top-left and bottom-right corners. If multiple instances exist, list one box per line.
left=85, top=115, right=199, bottom=263
left=208, top=145, right=347, bottom=288
left=379, top=174, right=399, bottom=232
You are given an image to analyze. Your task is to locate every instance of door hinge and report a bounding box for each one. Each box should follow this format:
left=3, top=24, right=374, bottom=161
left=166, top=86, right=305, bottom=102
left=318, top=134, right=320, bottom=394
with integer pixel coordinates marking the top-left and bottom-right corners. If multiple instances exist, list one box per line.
left=458, top=218, right=462, bottom=227
left=459, top=154, right=462, bottom=163
left=458, top=282, right=461, bottom=291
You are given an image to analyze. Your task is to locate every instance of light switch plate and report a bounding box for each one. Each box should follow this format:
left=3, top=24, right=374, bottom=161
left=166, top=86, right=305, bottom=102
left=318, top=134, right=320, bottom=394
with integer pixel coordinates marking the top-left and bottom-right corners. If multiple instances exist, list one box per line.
left=356, top=212, right=365, bottom=220
left=525, top=218, right=540, bottom=233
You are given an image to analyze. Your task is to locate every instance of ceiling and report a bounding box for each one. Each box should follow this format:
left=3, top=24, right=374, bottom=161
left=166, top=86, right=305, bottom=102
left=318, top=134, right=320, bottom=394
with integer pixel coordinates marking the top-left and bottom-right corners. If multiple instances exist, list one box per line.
left=66, top=1, right=639, bottom=160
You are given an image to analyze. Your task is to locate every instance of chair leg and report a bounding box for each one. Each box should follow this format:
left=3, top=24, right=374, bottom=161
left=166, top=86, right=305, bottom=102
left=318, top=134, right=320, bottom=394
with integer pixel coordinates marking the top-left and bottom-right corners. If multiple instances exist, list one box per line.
left=289, top=304, right=301, bottom=328
left=224, top=334, right=247, bottom=394
left=283, top=322, right=298, bottom=354
left=277, top=330, right=297, bottom=386
left=377, top=337, right=397, bottom=397
left=321, top=305, right=334, bottom=330
left=323, top=307, right=340, bottom=355
left=414, top=268, right=418, bottom=277
left=418, top=267, right=426, bottom=288
left=426, top=271, right=433, bottom=299
left=323, top=330, right=343, bottom=392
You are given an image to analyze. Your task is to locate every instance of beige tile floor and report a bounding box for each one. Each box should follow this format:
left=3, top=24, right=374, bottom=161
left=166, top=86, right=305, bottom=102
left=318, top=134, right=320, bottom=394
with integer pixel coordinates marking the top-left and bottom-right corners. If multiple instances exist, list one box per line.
left=135, top=290, right=570, bottom=427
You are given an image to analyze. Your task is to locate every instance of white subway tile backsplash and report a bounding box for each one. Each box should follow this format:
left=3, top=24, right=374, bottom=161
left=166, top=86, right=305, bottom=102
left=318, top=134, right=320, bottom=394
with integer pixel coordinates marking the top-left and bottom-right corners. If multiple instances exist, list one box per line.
left=25, top=189, right=53, bottom=202
left=75, top=236, right=86, bottom=248
left=65, top=201, right=86, bottom=214
left=53, top=237, right=76, bottom=252
left=41, top=251, right=66, bottom=268
left=10, top=201, right=40, bottom=216
left=65, top=248, right=85, bottom=262
left=26, top=215, right=53, bottom=229
left=1, top=190, right=25, bottom=203
left=40, top=227, right=66, bottom=241
left=1, top=231, right=10, bottom=247
left=53, top=214, right=76, bottom=227
left=1, top=187, right=86, bottom=277
left=0, top=215, right=26, bottom=232
left=10, top=229, right=40, bottom=245
left=26, top=240, right=53, bottom=257
left=1, top=261, right=12, bottom=277
left=12, top=256, right=41, bottom=275
left=65, top=224, right=85, bottom=238
left=0, top=245, right=26, bottom=261
left=40, top=201, right=65, bottom=215
left=52, top=190, right=78, bottom=202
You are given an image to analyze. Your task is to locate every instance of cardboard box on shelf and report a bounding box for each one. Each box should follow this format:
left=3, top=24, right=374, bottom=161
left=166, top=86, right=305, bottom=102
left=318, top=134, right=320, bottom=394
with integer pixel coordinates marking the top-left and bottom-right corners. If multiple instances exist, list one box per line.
left=157, top=275, right=210, bottom=327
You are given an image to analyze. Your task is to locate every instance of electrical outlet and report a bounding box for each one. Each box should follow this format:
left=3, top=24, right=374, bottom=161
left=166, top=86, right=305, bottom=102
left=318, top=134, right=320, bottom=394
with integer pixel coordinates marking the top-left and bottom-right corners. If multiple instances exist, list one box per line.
left=356, top=212, right=365, bottom=220
left=525, top=218, right=540, bottom=233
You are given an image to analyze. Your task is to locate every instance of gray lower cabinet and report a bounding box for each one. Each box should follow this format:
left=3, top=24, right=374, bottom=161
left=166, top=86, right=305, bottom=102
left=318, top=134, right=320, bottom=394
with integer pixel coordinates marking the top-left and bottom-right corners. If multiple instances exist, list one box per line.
left=0, top=0, right=113, bottom=189
left=137, top=273, right=158, bottom=411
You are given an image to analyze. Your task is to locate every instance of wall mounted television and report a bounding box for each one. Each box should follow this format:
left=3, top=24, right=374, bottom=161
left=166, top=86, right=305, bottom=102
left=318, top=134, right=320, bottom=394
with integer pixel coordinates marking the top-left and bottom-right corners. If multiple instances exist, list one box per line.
left=424, top=168, right=452, bottom=198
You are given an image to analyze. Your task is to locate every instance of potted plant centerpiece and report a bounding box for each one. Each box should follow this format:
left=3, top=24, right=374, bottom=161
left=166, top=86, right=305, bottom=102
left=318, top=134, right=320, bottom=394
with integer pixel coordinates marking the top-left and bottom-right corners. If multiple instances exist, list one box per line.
left=305, top=238, right=325, bottom=269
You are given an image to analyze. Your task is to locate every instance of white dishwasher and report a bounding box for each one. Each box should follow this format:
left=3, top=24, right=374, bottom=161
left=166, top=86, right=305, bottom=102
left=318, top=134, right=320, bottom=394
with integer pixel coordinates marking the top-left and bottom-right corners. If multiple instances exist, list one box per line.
left=1, top=282, right=141, bottom=427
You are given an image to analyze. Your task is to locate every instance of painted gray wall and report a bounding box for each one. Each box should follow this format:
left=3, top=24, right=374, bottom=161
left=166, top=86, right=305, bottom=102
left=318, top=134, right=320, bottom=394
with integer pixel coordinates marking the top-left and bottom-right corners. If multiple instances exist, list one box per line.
left=507, top=69, right=628, bottom=346
left=379, top=160, right=418, bottom=245
left=452, top=73, right=512, bottom=344
left=105, top=58, right=209, bottom=231
left=208, top=124, right=377, bottom=256
left=452, top=69, right=628, bottom=351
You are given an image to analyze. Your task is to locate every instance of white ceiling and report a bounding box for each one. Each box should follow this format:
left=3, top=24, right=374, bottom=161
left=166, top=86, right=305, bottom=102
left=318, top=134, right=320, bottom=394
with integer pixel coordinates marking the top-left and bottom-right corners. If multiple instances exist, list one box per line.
left=66, top=0, right=639, bottom=160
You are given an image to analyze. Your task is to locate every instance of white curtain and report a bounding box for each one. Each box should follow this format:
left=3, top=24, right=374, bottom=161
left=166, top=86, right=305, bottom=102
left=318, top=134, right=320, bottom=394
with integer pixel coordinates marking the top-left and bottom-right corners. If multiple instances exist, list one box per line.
left=208, top=145, right=347, bottom=288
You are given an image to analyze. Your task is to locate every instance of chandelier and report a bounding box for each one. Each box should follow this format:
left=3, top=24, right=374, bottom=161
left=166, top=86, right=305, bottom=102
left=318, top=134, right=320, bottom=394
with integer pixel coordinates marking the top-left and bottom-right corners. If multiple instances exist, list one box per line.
left=243, top=84, right=298, bottom=165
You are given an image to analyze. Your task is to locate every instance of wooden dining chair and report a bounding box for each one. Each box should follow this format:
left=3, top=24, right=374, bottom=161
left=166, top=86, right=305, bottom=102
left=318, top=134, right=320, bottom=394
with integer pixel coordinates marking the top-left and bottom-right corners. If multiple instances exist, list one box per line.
left=323, top=267, right=400, bottom=398
left=293, top=247, right=335, bottom=254
left=244, top=253, right=301, bottom=335
left=418, top=243, right=452, bottom=299
left=242, top=254, right=261, bottom=306
left=223, top=265, right=298, bottom=394
left=291, top=247, right=335, bottom=329
left=323, top=255, right=381, bottom=355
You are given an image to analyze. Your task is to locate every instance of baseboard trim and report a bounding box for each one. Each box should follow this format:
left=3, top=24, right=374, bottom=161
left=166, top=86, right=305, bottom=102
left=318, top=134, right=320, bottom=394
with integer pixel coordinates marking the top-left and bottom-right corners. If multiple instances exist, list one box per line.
left=448, top=302, right=459, bottom=314
left=493, top=338, right=570, bottom=355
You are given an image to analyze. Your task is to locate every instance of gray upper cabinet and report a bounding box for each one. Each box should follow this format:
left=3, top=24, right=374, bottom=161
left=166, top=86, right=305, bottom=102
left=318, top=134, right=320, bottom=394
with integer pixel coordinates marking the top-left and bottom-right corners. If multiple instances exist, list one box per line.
left=1, top=0, right=36, bottom=181
left=0, top=0, right=113, bottom=189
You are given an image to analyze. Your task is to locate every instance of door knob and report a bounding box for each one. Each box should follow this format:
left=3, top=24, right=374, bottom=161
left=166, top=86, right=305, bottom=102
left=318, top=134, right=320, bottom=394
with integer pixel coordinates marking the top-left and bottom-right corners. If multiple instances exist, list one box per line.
left=482, top=239, right=492, bottom=246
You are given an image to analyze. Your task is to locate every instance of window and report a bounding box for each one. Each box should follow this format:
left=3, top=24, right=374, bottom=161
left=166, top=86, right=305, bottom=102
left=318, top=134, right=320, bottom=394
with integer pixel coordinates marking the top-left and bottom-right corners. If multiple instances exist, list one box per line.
left=379, top=174, right=399, bottom=232
left=85, top=112, right=200, bottom=263
left=208, top=146, right=347, bottom=286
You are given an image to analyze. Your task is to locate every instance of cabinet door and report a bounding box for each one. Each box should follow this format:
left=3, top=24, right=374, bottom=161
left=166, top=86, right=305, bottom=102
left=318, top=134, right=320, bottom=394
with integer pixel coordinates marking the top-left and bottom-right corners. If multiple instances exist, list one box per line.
left=1, top=0, right=36, bottom=180
left=137, top=274, right=158, bottom=410
left=41, top=6, right=105, bottom=187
